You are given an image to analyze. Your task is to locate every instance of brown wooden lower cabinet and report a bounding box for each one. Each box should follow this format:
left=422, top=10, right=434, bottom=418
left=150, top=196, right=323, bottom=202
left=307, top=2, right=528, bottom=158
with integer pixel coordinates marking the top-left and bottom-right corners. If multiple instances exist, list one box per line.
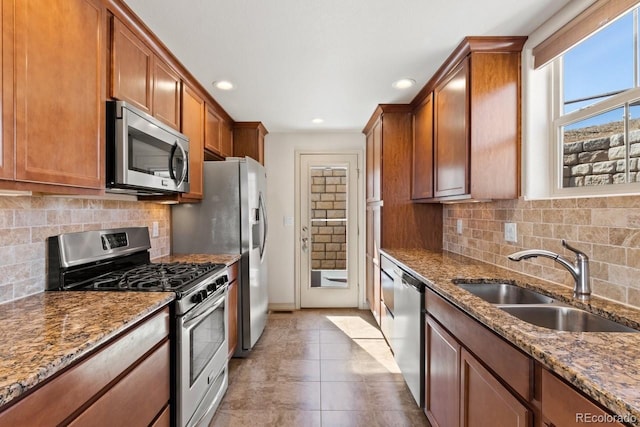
left=423, top=287, right=628, bottom=427
left=68, top=341, right=170, bottom=427
left=460, top=348, right=530, bottom=427
left=0, top=307, right=170, bottom=426
left=425, top=315, right=460, bottom=427
left=541, top=369, right=625, bottom=427
left=227, top=261, right=239, bottom=359
left=151, top=405, right=171, bottom=427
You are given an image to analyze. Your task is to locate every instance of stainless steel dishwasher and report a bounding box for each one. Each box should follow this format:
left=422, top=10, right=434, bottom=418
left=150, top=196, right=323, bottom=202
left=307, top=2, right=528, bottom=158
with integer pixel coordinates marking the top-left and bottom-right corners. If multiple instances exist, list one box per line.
left=393, top=267, right=424, bottom=407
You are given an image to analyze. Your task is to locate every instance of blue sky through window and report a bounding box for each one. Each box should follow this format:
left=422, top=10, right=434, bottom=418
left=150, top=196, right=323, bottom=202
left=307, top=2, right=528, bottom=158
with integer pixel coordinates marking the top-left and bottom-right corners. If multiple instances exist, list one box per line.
left=563, top=10, right=636, bottom=130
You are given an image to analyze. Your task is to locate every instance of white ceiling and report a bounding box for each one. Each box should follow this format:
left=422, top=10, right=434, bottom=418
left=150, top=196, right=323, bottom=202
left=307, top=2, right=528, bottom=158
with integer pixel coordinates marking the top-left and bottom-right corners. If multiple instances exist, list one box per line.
left=123, top=0, right=571, bottom=133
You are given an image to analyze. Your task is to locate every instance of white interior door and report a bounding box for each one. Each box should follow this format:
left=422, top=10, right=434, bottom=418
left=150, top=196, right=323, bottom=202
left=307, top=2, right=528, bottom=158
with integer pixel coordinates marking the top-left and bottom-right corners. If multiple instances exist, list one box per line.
left=299, top=153, right=359, bottom=307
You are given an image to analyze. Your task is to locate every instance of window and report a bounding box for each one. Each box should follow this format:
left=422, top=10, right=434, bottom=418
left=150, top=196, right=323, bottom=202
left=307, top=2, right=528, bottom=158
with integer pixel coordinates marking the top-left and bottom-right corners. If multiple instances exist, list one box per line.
left=551, top=5, right=640, bottom=191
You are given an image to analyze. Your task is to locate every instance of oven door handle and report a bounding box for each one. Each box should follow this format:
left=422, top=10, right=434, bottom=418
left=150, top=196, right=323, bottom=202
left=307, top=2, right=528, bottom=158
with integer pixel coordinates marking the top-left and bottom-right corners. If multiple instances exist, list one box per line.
left=183, top=292, right=226, bottom=326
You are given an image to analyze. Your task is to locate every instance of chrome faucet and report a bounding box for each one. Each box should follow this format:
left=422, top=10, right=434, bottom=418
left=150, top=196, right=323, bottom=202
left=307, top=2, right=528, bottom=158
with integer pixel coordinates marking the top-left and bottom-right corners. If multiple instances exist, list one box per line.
left=508, top=240, right=591, bottom=300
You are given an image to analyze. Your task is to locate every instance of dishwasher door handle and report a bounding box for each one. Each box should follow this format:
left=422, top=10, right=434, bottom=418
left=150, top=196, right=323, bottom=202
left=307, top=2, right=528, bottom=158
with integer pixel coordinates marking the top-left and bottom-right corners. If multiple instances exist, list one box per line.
left=401, top=272, right=423, bottom=291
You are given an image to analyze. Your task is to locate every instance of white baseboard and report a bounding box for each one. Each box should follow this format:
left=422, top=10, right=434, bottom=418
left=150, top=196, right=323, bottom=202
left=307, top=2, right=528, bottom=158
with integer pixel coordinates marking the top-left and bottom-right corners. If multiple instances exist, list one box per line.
left=268, top=303, right=297, bottom=312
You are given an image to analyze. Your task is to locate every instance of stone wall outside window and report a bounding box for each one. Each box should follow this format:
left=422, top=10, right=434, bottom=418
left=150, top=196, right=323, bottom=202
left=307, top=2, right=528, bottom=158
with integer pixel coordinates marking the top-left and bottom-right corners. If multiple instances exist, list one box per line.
left=563, top=129, right=640, bottom=187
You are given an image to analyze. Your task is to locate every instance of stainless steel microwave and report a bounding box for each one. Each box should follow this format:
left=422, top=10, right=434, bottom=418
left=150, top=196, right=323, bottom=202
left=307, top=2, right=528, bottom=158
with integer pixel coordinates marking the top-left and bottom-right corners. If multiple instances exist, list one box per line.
left=106, top=101, right=190, bottom=196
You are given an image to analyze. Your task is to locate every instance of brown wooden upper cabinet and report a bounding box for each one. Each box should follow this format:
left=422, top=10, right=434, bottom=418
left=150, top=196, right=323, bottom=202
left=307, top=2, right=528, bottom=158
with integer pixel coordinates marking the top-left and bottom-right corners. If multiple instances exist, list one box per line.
left=221, top=120, right=234, bottom=159
left=434, top=60, right=469, bottom=198
left=180, top=84, right=206, bottom=200
left=2, top=0, right=106, bottom=192
left=411, top=36, right=527, bottom=202
left=233, top=122, right=268, bottom=165
left=205, top=105, right=222, bottom=155
left=111, top=17, right=181, bottom=130
left=412, top=93, right=434, bottom=200
left=204, top=104, right=234, bottom=159
left=366, top=117, right=382, bottom=203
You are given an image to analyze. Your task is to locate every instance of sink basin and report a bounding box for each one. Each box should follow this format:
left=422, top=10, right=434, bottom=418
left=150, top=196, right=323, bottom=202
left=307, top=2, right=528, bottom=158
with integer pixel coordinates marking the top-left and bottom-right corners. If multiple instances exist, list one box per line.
left=457, top=283, right=555, bottom=304
left=500, top=305, right=639, bottom=333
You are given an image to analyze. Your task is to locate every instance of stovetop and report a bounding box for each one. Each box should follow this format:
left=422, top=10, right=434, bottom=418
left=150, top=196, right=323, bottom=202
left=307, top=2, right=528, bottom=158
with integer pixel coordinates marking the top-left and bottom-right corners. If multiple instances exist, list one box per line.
left=88, top=262, right=224, bottom=292
left=47, top=227, right=230, bottom=314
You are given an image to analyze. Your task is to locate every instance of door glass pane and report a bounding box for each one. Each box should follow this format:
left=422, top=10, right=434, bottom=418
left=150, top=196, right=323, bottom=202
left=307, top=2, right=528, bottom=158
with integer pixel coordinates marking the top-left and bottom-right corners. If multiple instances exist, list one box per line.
left=309, top=166, right=348, bottom=288
left=562, top=106, right=625, bottom=187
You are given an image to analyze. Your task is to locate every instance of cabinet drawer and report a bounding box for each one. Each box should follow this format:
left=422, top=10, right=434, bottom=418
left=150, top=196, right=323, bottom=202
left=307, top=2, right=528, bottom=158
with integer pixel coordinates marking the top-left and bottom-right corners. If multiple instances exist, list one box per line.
left=542, top=369, right=625, bottom=427
left=69, top=341, right=170, bottom=426
left=425, top=289, right=532, bottom=399
left=0, top=308, right=169, bottom=426
left=151, top=405, right=171, bottom=427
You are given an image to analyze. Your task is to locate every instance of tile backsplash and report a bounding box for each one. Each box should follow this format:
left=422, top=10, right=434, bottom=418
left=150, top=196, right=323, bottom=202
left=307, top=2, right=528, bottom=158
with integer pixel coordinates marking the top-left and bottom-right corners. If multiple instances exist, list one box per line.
left=0, top=196, right=170, bottom=304
left=444, top=196, right=640, bottom=309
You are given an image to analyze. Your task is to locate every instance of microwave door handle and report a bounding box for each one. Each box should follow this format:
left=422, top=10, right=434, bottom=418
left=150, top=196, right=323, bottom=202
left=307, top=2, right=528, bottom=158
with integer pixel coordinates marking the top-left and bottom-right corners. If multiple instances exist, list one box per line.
left=168, top=140, right=188, bottom=187
left=168, top=142, right=178, bottom=181
left=175, top=140, right=188, bottom=187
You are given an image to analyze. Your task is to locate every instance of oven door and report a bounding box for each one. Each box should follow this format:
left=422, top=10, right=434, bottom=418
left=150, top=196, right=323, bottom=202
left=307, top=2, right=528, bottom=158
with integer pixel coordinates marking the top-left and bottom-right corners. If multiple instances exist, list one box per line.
left=177, top=288, right=228, bottom=427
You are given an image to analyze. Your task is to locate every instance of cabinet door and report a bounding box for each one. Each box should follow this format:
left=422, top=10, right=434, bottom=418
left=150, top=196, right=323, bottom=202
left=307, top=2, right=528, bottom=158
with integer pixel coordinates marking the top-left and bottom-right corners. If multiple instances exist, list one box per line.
left=460, top=348, right=530, bottom=427
left=425, top=316, right=460, bottom=427
left=233, top=123, right=263, bottom=164
left=0, top=0, right=12, bottom=180
left=14, top=0, right=105, bottom=189
left=205, top=105, right=222, bottom=154
left=365, top=118, right=382, bottom=202
left=181, top=84, right=205, bottom=200
left=220, top=120, right=233, bottom=158
left=412, top=93, right=434, bottom=200
left=541, top=369, right=624, bottom=427
left=434, top=59, right=469, bottom=198
left=365, top=204, right=381, bottom=324
left=366, top=207, right=374, bottom=313
left=111, top=17, right=152, bottom=114
left=152, top=58, right=181, bottom=130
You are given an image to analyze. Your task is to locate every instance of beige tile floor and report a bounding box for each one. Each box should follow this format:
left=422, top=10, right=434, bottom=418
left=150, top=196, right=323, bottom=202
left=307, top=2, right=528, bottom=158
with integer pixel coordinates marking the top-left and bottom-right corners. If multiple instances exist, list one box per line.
left=210, top=308, right=432, bottom=427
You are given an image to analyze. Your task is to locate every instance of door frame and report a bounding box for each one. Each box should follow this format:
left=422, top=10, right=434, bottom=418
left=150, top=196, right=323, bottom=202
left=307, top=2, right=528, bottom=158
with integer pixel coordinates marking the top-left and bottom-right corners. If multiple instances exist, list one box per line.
left=294, top=150, right=365, bottom=309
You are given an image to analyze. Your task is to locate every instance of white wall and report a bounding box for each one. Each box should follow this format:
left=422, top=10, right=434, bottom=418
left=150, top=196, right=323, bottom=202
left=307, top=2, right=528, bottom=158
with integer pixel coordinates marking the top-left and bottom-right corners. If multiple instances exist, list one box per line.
left=264, top=132, right=365, bottom=309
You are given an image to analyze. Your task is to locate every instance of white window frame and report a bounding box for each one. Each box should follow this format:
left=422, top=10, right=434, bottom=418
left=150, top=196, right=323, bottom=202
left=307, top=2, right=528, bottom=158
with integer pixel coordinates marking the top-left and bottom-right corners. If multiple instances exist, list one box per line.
left=523, top=1, right=640, bottom=200
left=550, top=56, right=640, bottom=197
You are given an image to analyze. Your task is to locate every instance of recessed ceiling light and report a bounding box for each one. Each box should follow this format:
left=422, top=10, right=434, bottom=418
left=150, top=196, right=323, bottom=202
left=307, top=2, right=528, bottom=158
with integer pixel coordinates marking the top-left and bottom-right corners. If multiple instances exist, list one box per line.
left=212, top=80, right=235, bottom=91
left=311, top=118, right=324, bottom=124
left=392, top=78, right=416, bottom=90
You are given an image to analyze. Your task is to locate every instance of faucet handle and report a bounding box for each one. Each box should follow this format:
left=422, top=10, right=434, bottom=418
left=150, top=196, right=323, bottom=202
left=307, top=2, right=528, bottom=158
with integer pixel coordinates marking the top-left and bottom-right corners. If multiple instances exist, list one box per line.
left=561, top=240, right=588, bottom=259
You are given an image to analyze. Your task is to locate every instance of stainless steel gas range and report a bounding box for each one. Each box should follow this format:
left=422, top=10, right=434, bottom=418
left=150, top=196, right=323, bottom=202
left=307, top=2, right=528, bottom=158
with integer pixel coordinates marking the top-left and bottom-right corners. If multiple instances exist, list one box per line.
left=47, top=227, right=229, bottom=427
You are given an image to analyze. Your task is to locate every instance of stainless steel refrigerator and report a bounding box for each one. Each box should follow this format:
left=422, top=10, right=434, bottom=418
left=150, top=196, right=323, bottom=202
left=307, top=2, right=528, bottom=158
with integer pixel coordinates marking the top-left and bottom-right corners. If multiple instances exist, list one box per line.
left=172, top=157, right=268, bottom=356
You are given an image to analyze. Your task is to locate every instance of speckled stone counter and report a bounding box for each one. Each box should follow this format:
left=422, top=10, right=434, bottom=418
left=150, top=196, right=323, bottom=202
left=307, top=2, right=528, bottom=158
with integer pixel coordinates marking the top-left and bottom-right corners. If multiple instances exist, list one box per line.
left=0, top=292, right=173, bottom=408
left=153, top=253, right=241, bottom=266
left=382, top=248, right=640, bottom=426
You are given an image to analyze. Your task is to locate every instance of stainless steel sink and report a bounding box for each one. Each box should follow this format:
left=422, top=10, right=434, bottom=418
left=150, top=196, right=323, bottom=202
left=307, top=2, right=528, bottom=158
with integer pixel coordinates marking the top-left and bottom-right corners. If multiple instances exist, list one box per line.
left=457, top=282, right=555, bottom=304
left=499, top=305, right=639, bottom=333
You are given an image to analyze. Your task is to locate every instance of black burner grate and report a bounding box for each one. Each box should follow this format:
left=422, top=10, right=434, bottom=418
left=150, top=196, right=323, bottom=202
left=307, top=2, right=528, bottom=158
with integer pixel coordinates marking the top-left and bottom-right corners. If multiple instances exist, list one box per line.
left=89, top=262, right=224, bottom=291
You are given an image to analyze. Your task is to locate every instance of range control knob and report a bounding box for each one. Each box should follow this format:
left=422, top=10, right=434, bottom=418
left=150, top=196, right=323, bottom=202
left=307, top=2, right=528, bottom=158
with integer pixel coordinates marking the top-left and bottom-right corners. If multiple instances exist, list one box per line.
left=191, top=292, right=203, bottom=304
left=191, top=289, right=209, bottom=304
left=207, top=283, right=216, bottom=292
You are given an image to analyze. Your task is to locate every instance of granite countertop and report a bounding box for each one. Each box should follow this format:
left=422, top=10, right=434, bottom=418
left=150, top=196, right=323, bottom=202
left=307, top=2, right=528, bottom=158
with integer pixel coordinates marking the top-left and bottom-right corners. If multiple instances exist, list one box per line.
left=0, top=292, right=174, bottom=408
left=153, top=253, right=241, bottom=266
left=382, top=248, right=640, bottom=426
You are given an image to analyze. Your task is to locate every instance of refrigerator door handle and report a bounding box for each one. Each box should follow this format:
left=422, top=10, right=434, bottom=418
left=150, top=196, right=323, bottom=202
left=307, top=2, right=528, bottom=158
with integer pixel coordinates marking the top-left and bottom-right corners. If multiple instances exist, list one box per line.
left=258, top=191, right=268, bottom=261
